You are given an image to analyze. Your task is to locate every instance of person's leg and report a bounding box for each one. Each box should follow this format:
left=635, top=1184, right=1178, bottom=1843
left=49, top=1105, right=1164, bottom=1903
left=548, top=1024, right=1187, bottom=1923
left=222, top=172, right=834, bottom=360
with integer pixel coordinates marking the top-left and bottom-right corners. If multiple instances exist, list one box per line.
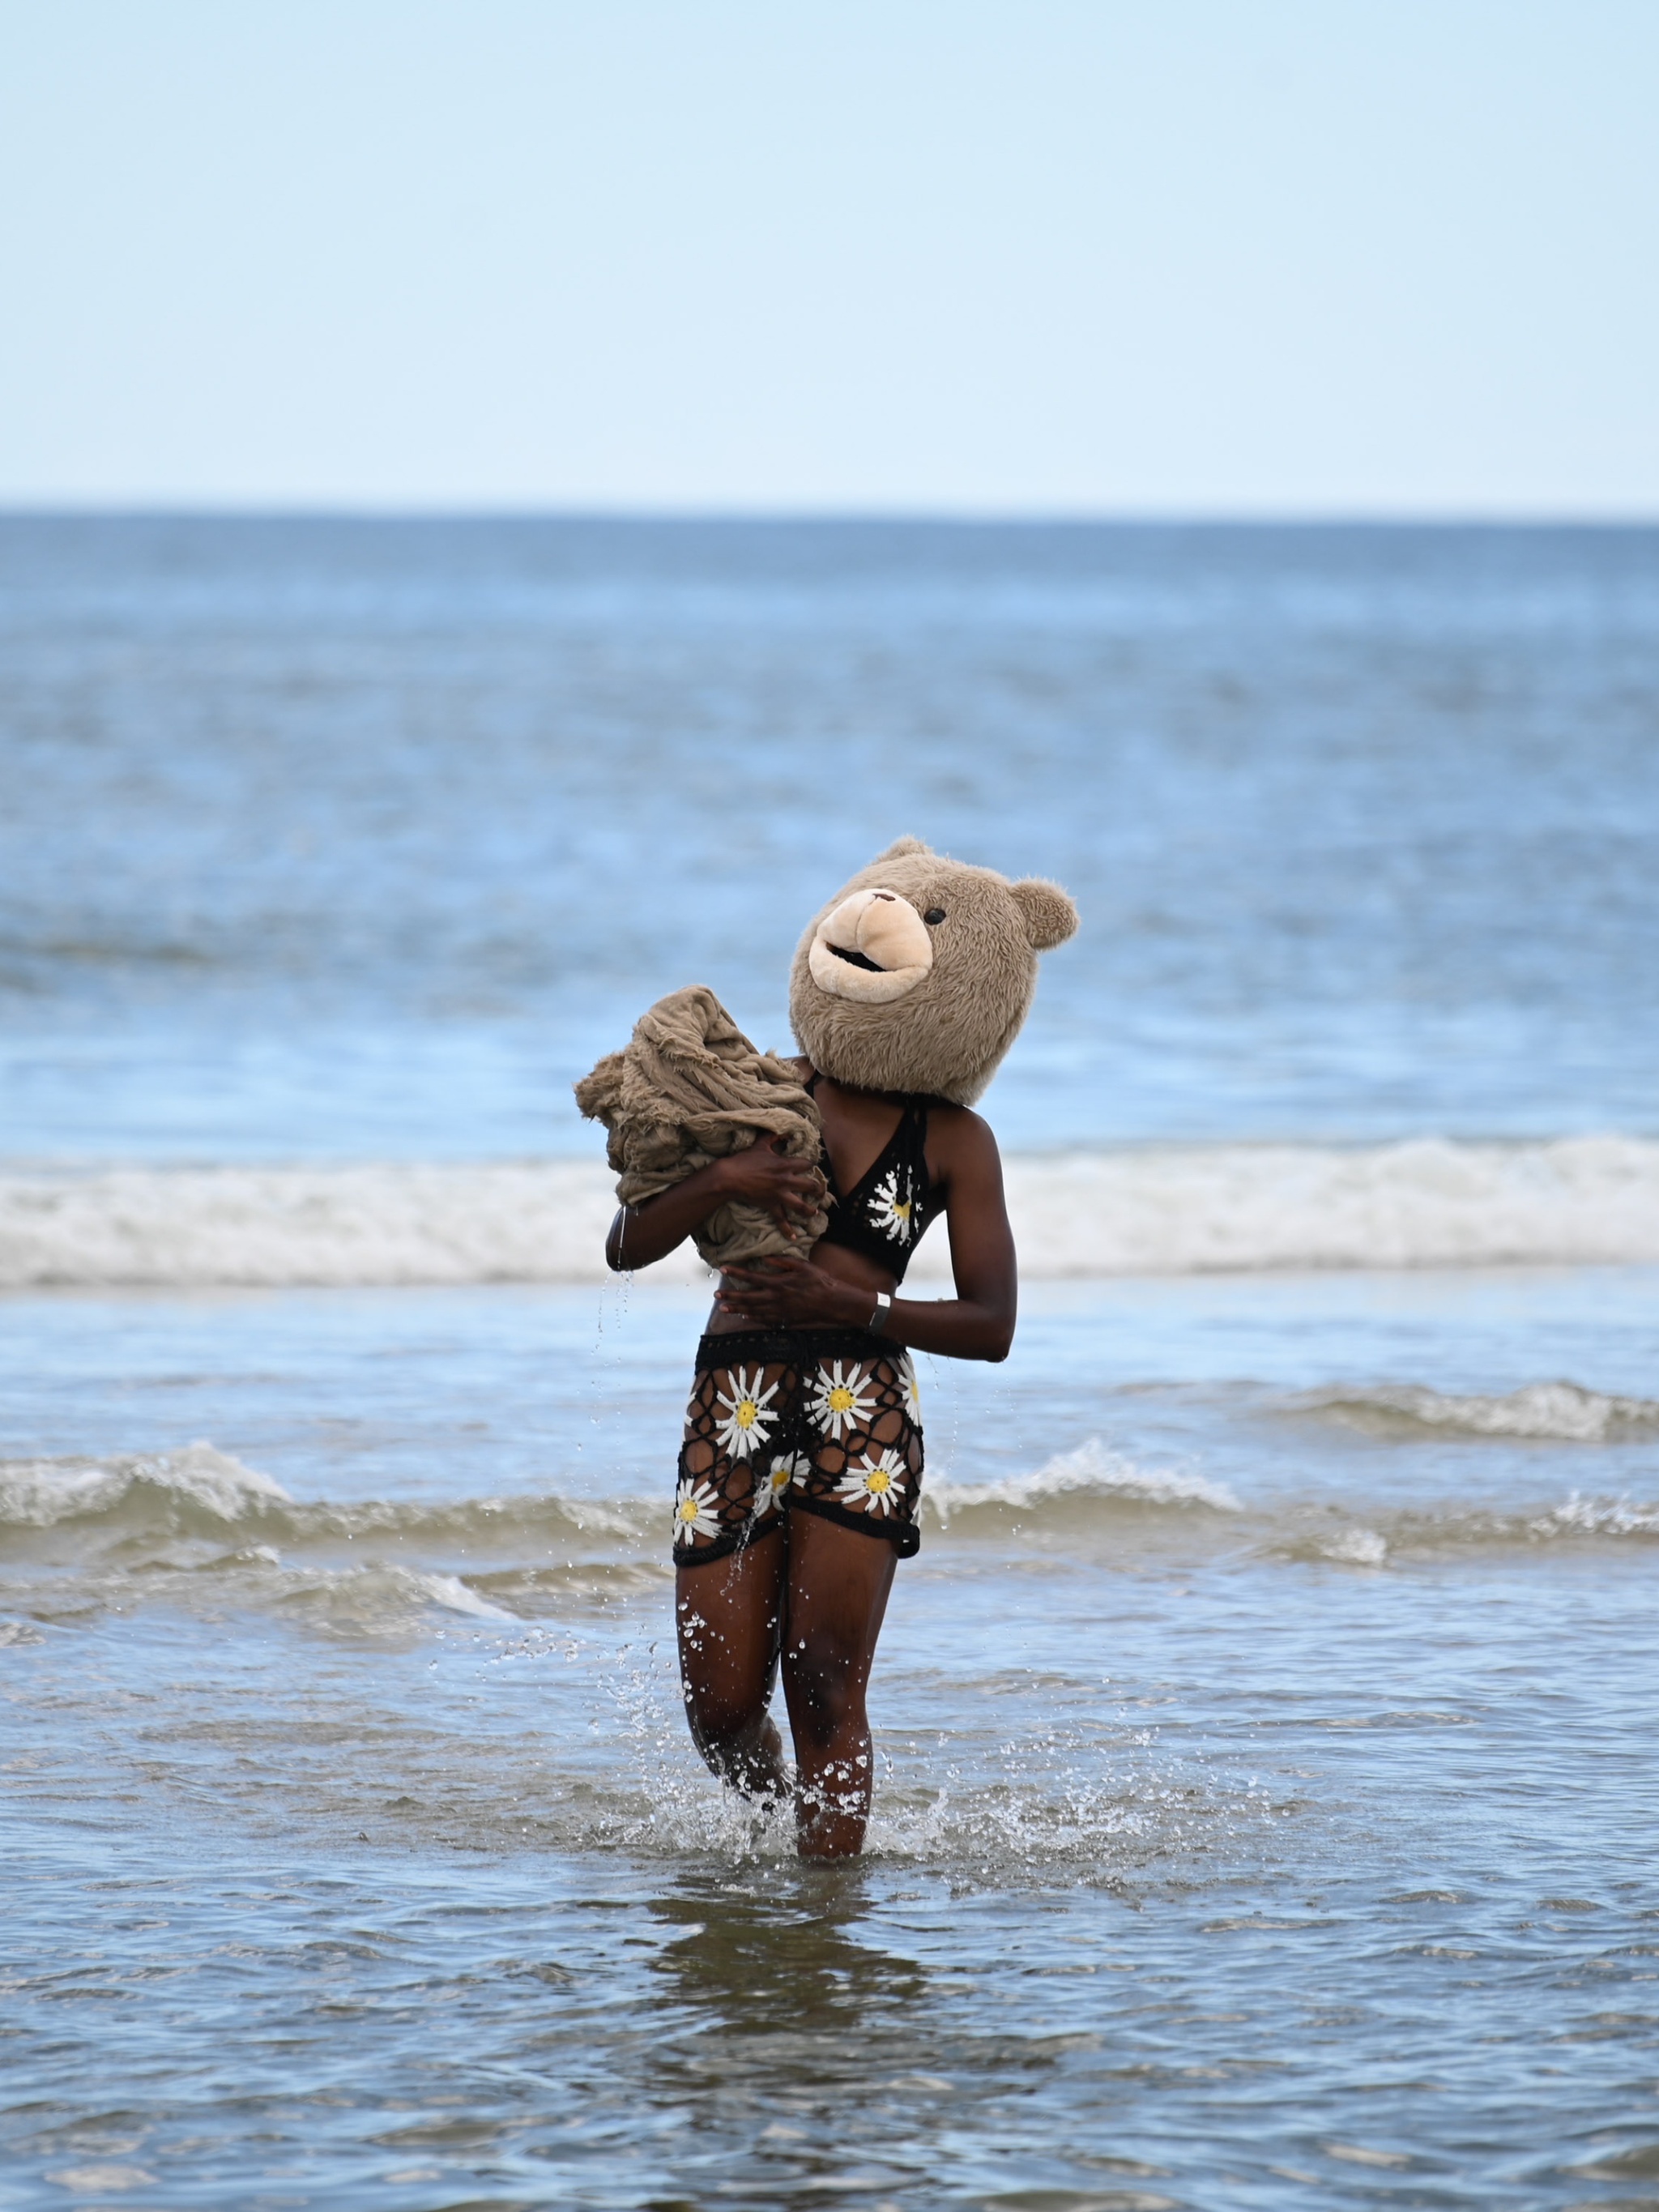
left=676, top=1535, right=789, bottom=1800
left=780, top=1512, right=898, bottom=1859
left=673, top=1339, right=799, bottom=1798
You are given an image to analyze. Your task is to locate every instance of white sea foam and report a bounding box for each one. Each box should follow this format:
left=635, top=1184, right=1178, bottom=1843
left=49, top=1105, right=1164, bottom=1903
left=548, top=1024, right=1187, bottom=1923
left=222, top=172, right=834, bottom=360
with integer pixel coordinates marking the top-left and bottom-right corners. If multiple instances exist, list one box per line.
left=928, top=1437, right=1242, bottom=1523
left=0, top=1441, right=292, bottom=1528
left=0, top=1446, right=659, bottom=1557
left=1294, top=1379, right=1659, bottom=1443
left=970, top=1135, right=1659, bottom=1279
left=2, top=1135, right=1658, bottom=1286
left=277, top=1564, right=519, bottom=1632
left=1315, top=1527, right=1391, bottom=1568
left=1530, top=1492, right=1659, bottom=1539
left=0, top=1162, right=625, bottom=1288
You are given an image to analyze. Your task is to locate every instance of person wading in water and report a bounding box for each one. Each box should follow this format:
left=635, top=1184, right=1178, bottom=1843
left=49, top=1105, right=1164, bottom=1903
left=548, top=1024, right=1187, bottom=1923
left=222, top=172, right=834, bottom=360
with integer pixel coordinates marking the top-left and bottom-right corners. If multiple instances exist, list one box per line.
left=598, top=839, right=1076, bottom=1858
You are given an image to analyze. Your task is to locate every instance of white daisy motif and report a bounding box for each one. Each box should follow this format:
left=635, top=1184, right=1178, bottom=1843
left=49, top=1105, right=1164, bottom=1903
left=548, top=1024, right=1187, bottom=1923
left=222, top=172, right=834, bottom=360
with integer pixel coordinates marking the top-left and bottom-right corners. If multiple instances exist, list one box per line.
left=896, top=1352, right=922, bottom=1422
left=835, top=1449, right=908, bottom=1517
left=672, top=1478, right=723, bottom=1548
left=868, top=1167, right=914, bottom=1243
left=809, top=1360, right=876, bottom=1441
left=712, top=1367, right=779, bottom=1461
left=754, top=1453, right=808, bottom=1518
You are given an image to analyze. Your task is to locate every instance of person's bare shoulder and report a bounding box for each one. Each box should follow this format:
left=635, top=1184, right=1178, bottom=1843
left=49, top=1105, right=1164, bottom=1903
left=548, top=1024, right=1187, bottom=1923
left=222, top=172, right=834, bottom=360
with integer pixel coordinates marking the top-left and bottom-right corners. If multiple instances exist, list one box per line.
left=925, top=1101, right=1002, bottom=1183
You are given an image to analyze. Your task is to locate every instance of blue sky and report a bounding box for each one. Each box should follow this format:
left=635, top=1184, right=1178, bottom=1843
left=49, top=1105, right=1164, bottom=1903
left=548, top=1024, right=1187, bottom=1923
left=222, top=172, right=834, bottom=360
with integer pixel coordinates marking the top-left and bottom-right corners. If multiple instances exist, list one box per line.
left=2, top=0, right=1654, bottom=513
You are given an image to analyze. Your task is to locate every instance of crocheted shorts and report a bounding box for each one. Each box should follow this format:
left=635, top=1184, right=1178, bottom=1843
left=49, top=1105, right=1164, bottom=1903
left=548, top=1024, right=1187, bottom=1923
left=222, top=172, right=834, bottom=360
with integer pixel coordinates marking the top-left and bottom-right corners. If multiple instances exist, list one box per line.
left=674, top=1326, right=924, bottom=1565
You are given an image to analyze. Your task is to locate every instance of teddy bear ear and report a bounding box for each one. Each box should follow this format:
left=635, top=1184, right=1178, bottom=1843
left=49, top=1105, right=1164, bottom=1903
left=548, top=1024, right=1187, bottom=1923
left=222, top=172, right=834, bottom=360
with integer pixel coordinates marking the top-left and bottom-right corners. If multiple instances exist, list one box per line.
left=868, top=835, right=931, bottom=865
left=1009, top=878, right=1078, bottom=951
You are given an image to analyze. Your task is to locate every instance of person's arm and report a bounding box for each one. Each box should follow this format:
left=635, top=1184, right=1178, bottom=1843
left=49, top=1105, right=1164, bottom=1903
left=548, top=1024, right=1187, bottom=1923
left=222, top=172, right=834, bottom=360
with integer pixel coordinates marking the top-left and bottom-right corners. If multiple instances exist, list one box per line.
left=714, top=1113, right=1017, bottom=1362
left=604, top=1137, right=823, bottom=1272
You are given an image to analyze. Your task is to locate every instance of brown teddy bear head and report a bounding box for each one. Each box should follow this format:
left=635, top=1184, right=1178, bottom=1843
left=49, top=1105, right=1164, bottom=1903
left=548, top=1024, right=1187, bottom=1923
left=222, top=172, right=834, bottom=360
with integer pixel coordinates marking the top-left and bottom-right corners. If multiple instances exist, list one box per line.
left=788, top=836, right=1078, bottom=1104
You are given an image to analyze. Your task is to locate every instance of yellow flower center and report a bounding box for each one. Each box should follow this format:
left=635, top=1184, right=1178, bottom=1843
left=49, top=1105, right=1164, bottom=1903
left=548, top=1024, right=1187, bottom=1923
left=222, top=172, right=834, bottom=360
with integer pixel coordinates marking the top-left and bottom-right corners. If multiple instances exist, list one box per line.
left=893, top=1199, right=911, bottom=1221
left=865, top=1467, right=892, bottom=1494
left=734, top=1398, right=758, bottom=1429
left=827, top=1385, right=855, bottom=1413
left=770, top=1463, right=791, bottom=1492
left=676, top=1497, right=698, bottom=1522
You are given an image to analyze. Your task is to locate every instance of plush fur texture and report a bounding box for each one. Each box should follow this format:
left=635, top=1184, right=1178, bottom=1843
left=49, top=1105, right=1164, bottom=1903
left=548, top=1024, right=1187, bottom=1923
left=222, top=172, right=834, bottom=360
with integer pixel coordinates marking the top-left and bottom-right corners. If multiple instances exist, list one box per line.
left=789, top=837, right=1078, bottom=1104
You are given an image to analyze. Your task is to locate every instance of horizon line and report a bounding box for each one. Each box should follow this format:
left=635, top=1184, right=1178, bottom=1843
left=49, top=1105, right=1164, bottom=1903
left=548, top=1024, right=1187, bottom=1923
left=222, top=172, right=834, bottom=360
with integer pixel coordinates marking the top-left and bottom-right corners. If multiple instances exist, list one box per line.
left=2, top=501, right=1657, bottom=530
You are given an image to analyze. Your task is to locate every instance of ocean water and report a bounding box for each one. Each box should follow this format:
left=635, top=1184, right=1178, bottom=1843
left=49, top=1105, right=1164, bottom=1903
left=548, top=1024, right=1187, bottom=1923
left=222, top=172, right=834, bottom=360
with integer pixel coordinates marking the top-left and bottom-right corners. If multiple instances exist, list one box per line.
left=4, top=518, right=1659, bottom=2209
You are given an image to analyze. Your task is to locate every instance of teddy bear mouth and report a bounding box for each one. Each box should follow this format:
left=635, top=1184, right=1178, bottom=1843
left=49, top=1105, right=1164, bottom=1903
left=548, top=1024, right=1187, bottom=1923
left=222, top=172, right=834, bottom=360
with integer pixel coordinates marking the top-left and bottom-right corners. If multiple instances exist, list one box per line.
left=826, top=942, right=886, bottom=973
left=807, top=886, right=934, bottom=1004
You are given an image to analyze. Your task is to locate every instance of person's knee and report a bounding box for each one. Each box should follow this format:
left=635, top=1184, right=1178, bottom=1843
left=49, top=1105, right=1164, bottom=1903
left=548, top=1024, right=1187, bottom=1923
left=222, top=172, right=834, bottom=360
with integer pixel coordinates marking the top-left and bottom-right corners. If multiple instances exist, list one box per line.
left=782, top=1628, right=865, bottom=1749
left=683, top=1676, right=766, bottom=1749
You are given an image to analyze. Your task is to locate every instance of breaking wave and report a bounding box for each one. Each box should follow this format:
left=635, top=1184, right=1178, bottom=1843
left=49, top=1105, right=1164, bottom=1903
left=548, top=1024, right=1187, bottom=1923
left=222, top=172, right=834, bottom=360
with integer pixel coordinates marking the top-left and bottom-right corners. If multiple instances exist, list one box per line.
left=0, top=1445, right=667, bottom=1635
left=0, top=1439, right=1231, bottom=1569
left=274, top=1562, right=520, bottom=1633
left=0, top=1162, right=622, bottom=1289
left=927, top=1437, right=1242, bottom=1525
left=976, top=1134, right=1659, bottom=1277
left=1265, top=1491, right=1659, bottom=1568
left=0, top=1443, right=656, bottom=1551
left=4, top=1134, right=1659, bottom=1285
left=6, top=1441, right=1659, bottom=1636
left=0, top=1441, right=292, bottom=1531
left=1290, top=1379, right=1659, bottom=1443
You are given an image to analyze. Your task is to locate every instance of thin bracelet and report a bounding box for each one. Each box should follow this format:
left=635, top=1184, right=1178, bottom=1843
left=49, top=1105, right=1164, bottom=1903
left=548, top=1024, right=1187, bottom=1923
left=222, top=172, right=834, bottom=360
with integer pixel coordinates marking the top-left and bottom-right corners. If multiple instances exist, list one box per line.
left=868, top=1290, right=892, bottom=1332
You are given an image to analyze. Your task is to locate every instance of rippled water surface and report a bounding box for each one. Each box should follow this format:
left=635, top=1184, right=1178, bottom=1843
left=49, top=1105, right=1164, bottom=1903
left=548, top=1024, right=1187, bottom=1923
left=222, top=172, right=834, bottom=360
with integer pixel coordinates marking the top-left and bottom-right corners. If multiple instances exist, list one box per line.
left=7, top=1275, right=1659, bottom=2206
left=4, top=521, right=1658, bottom=2206
left=4, top=516, right=1658, bottom=1155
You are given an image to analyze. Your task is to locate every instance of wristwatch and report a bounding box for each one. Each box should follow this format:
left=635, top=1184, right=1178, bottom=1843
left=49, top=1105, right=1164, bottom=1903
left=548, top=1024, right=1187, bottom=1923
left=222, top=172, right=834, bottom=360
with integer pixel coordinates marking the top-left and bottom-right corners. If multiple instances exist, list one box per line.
left=868, top=1291, right=893, bottom=1333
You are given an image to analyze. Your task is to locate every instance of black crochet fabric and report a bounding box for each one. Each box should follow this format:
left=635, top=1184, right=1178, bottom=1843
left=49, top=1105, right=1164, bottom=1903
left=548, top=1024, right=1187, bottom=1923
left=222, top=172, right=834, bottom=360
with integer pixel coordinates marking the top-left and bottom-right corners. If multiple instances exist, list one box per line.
left=674, top=1326, right=925, bottom=1565
left=807, top=1086, right=942, bottom=1285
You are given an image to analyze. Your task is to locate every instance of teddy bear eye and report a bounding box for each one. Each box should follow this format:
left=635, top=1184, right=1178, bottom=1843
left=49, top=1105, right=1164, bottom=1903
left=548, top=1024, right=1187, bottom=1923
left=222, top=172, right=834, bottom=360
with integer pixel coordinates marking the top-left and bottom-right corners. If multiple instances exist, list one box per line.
left=923, top=907, right=946, bottom=925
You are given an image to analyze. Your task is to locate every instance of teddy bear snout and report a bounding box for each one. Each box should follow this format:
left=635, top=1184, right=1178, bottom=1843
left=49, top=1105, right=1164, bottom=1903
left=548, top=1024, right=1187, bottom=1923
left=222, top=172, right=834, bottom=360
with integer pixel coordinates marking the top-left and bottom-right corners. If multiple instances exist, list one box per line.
left=808, top=886, right=935, bottom=1003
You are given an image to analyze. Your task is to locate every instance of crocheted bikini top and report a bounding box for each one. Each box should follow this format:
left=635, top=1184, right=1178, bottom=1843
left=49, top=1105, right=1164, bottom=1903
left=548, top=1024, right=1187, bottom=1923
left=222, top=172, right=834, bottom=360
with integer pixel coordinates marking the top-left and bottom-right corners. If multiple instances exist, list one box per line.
left=804, top=1071, right=941, bottom=1284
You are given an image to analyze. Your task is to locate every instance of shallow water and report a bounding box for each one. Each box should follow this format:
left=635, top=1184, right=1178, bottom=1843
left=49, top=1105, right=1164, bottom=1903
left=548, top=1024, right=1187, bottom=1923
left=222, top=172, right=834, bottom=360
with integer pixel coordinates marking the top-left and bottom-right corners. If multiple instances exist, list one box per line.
left=4, top=519, right=1659, bottom=2206
left=7, top=1276, right=1659, bottom=2206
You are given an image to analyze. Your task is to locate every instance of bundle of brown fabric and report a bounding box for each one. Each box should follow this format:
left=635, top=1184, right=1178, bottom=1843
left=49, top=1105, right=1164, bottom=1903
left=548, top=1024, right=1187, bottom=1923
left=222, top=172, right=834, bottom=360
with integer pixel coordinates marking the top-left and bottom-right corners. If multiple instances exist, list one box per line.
left=574, top=985, right=829, bottom=1269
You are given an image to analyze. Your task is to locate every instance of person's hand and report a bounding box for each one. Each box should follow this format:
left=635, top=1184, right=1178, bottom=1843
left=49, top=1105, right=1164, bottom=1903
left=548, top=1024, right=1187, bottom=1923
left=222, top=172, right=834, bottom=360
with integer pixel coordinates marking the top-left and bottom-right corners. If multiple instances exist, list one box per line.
left=713, top=1138, right=825, bottom=1241
left=715, top=1254, right=868, bottom=1328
